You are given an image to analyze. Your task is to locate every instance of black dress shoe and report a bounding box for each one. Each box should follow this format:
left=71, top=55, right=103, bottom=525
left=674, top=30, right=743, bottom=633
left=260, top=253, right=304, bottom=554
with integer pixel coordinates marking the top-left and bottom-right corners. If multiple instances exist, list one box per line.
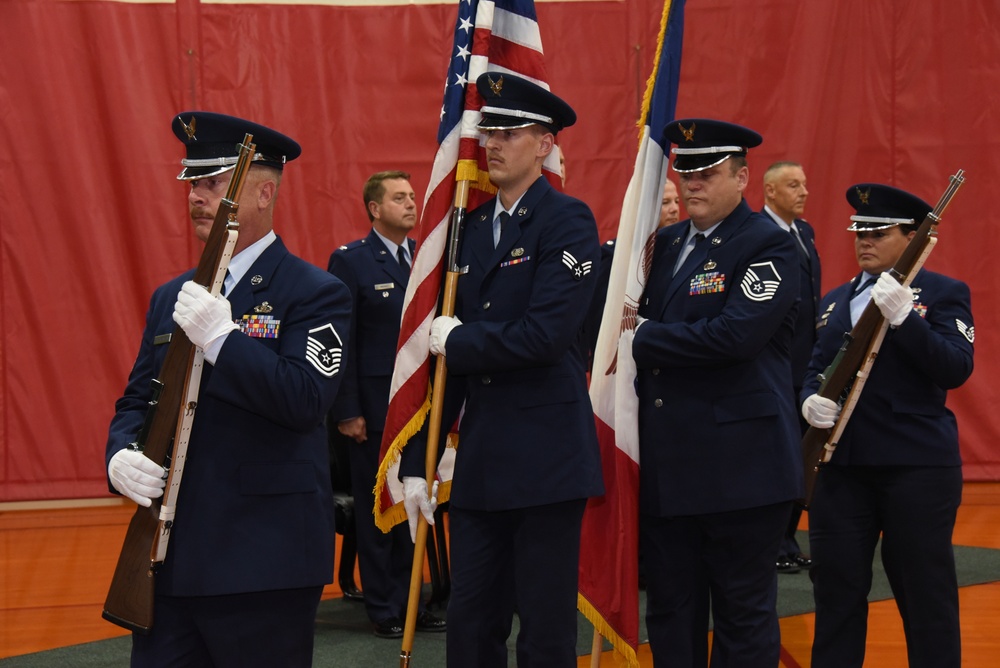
left=777, top=557, right=801, bottom=574
left=339, top=582, right=364, bottom=602
left=373, top=617, right=404, bottom=639
left=791, top=553, right=813, bottom=569
left=415, top=611, right=447, bottom=633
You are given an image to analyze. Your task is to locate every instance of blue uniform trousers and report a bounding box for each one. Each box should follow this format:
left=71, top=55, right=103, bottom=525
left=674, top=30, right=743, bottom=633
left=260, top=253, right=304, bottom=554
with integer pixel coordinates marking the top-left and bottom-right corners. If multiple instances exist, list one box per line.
left=349, top=428, right=417, bottom=623
left=446, top=498, right=586, bottom=668
left=131, top=586, right=322, bottom=668
left=809, top=464, right=963, bottom=668
left=641, top=501, right=792, bottom=667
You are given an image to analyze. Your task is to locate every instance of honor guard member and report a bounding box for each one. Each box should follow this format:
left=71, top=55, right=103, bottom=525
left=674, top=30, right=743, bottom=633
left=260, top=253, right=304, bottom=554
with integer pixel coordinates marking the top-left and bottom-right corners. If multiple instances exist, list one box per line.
left=326, top=171, right=446, bottom=638
left=762, top=161, right=821, bottom=573
left=802, top=184, right=974, bottom=668
left=105, top=112, right=352, bottom=668
left=633, top=119, right=802, bottom=667
left=400, top=73, right=604, bottom=668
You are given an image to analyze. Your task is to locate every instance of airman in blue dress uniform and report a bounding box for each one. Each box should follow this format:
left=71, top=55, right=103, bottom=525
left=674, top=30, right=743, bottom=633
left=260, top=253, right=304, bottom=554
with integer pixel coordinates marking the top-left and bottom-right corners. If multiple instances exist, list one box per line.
left=761, top=160, right=822, bottom=573
left=327, top=171, right=445, bottom=638
left=802, top=183, right=974, bottom=668
left=400, top=73, right=603, bottom=668
left=105, top=112, right=352, bottom=667
left=634, top=118, right=802, bottom=667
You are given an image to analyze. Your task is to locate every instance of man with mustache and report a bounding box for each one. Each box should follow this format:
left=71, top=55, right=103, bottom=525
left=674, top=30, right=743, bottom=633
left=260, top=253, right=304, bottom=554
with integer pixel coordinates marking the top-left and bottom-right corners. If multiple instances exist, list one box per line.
left=105, top=112, right=351, bottom=667
left=762, top=161, right=821, bottom=574
left=400, top=73, right=603, bottom=667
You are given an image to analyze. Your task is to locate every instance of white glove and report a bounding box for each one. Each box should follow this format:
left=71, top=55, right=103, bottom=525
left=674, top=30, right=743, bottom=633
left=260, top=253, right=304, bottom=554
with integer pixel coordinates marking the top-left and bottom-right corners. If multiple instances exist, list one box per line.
left=108, top=449, right=167, bottom=507
left=871, top=272, right=914, bottom=327
left=402, top=476, right=439, bottom=543
left=635, top=315, right=648, bottom=332
left=802, top=394, right=842, bottom=429
left=429, top=315, right=462, bottom=356
left=173, top=280, right=239, bottom=362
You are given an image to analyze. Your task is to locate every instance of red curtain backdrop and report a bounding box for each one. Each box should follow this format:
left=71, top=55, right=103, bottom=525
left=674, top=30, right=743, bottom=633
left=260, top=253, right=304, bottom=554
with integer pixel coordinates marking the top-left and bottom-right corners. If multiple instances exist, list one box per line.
left=1, top=0, right=997, bottom=500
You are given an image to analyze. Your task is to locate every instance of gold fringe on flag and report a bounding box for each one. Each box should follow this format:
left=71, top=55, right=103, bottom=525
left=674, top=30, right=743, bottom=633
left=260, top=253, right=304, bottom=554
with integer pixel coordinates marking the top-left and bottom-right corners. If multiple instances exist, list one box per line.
left=636, top=0, right=674, bottom=138
left=578, top=593, right=640, bottom=668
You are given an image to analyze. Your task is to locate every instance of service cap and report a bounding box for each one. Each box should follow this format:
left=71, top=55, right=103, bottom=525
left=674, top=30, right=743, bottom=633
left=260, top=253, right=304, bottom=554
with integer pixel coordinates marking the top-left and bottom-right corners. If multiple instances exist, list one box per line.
left=172, top=111, right=301, bottom=181
left=663, top=118, right=762, bottom=173
left=846, top=183, right=931, bottom=231
left=475, top=72, right=576, bottom=134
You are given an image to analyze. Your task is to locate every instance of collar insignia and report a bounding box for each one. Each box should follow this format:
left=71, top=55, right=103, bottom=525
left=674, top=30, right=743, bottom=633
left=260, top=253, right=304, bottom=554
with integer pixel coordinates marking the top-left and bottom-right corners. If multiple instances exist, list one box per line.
left=711, top=236, right=722, bottom=246
left=518, top=207, right=528, bottom=216
left=251, top=274, right=263, bottom=286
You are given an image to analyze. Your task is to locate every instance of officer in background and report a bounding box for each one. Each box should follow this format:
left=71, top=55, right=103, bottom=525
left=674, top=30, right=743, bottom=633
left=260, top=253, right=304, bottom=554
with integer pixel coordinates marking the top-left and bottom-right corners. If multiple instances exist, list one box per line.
left=400, top=73, right=603, bottom=668
left=762, top=160, right=821, bottom=573
left=105, top=112, right=352, bottom=667
left=633, top=119, right=802, bottom=666
left=327, top=171, right=446, bottom=638
left=802, top=184, right=974, bottom=668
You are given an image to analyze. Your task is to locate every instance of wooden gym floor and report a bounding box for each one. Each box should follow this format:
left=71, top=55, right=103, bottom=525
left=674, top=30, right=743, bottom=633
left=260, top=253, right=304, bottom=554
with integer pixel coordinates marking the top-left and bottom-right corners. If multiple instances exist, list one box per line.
left=2, top=483, right=999, bottom=666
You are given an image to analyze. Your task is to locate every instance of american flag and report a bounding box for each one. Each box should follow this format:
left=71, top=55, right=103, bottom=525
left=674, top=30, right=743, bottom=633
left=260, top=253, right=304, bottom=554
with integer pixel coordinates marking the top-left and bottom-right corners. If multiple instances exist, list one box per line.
left=374, top=0, right=562, bottom=531
left=577, top=1, right=686, bottom=665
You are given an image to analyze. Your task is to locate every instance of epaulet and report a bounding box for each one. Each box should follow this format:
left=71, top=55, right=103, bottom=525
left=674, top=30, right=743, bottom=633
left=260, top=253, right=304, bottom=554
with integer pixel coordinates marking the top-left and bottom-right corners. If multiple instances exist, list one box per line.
left=335, top=238, right=368, bottom=254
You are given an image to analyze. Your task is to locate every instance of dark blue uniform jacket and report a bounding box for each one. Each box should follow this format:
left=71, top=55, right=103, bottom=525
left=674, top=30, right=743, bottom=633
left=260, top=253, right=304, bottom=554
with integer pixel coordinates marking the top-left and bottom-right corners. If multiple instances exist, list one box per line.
left=105, top=237, right=352, bottom=597
left=634, top=199, right=803, bottom=516
left=402, top=176, right=604, bottom=511
left=802, top=269, right=974, bottom=466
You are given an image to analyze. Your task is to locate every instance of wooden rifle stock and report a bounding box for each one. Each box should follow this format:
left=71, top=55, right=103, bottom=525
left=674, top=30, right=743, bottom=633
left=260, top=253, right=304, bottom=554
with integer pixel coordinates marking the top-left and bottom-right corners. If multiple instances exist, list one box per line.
left=102, top=134, right=256, bottom=633
left=800, top=170, right=965, bottom=507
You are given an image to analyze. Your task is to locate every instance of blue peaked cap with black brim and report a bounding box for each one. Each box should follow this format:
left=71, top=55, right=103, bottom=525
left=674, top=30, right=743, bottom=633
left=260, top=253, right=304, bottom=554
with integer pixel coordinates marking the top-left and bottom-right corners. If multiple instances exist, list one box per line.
left=475, top=72, right=576, bottom=134
left=171, top=111, right=301, bottom=181
left=846, top=183, right=932, bottom=231
left=663, top=118, right=762, bottom=173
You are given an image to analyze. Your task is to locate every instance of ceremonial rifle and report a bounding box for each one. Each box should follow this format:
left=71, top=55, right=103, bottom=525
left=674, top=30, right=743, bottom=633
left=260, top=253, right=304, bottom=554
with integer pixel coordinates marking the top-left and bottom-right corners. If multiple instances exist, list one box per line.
left=102, top=134, right=256, bottom=633
left=800, top=169, right=965, bottom=507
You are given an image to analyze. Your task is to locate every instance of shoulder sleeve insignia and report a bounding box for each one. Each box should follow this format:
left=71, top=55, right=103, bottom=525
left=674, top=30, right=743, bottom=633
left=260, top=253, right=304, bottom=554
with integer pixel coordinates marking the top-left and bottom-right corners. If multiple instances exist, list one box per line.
left=305, top=323, right=344, bottom=377
left=740, top=261, right=782, bottom=302
left=561, top=250, right=593, bottom=280
left=956, top=319, right=975, bottom=343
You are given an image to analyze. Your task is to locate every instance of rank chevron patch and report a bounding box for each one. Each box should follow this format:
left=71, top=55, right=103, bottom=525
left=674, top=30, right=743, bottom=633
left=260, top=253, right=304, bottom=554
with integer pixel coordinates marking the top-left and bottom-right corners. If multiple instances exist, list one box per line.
left=956, top=318, right=975, bottom=343
left=305, top=323, right=344, bottom=377
left=561, top=250, right=592, bottom=281
left=740, top=261, right=782, bottom=302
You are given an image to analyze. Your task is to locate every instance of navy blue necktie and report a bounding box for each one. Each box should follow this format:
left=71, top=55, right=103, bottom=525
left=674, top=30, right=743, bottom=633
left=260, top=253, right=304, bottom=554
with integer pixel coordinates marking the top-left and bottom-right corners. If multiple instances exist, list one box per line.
left=397, top=246, right=410, bottom=274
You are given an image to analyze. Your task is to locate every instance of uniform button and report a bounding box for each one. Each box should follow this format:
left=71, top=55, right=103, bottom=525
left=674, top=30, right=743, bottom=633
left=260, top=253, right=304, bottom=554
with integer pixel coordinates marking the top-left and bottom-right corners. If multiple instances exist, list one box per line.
left=654, top=398, right=663, bottom=408
left=483, top=301, right=491, bottom=310
left=482, top=376, right=491, bottom=385
left=652, top=368, right=660, bottom=375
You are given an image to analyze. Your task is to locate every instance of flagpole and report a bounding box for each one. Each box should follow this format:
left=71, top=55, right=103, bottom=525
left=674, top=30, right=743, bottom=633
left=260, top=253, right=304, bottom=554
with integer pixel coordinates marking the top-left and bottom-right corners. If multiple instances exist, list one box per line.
left=400, top=177, right=471, bottom=668
left=590, top=629, right=603, bottom=667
